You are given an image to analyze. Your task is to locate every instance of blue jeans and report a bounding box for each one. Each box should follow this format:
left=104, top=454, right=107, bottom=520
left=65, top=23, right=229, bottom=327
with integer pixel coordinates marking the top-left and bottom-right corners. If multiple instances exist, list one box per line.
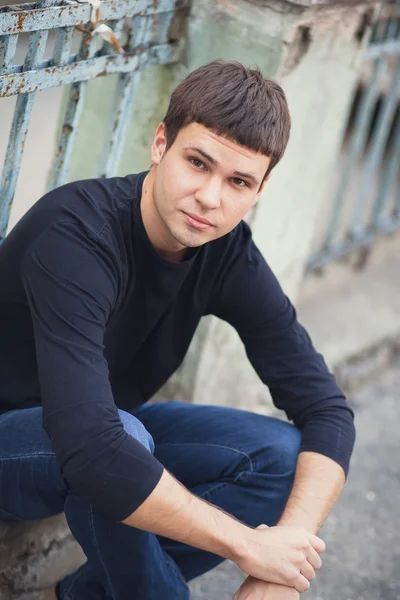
left=0, top=401, right=301, bottom=599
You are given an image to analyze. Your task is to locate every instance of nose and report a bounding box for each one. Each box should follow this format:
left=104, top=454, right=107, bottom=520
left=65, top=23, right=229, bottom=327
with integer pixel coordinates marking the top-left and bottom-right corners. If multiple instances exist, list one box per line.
left=194, top=175, right=222, bottom=210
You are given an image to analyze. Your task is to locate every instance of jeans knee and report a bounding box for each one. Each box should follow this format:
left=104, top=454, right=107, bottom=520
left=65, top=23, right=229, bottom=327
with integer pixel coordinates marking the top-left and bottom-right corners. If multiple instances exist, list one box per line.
left=118, top=410, right=155, bottom=454
left=249, top=419, right=301, bottom=477
left=266, top=422, right=301, bottom=475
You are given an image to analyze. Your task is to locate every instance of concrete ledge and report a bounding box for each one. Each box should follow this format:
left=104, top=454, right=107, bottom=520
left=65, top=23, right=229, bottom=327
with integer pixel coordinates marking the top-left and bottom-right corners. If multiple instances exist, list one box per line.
left=0, top=516, right=84, bottom=600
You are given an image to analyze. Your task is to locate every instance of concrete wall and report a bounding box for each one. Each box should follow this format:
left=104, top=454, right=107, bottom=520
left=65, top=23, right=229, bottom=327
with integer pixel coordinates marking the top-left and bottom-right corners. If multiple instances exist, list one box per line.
left=159, top=0, right=380, bottom=408
left=0, top=516, right=84, bottom=599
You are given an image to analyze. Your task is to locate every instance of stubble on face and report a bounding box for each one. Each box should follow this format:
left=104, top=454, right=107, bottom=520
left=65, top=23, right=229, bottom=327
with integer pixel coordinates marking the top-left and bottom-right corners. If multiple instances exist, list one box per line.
left=143, top=123, right=271, bottom=260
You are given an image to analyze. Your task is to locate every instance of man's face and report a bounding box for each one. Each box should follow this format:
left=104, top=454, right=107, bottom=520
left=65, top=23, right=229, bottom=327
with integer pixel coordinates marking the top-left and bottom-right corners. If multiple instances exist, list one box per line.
left=150, top=122, right=271, bottom=250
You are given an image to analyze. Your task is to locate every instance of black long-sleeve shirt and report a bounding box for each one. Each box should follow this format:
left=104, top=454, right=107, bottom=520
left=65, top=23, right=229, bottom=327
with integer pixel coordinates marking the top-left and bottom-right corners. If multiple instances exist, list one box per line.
left=0, top=171, right=355, bottom=521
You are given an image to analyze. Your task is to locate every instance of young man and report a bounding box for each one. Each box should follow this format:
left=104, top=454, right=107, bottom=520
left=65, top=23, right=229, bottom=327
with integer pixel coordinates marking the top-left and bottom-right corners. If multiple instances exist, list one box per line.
left=0, top=61, right=355, bottom=600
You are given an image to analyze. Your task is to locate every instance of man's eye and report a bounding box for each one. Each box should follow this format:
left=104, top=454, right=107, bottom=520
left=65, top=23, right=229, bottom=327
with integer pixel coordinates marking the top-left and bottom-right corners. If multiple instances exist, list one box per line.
left=189, top=158, right=206, bottom=169
left=232, top=178, right=247, bottom=188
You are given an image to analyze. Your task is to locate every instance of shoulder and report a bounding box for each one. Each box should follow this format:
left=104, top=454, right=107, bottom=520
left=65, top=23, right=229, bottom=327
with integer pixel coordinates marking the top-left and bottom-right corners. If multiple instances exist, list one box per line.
left=205, top=219, right=285, bottom=320
left=208, top=219, right=275, bottom=288
left=18, top=174, right=144, bottom=290
left=9, top=173, right=142, bottom=249
left=45, top=173, right=142, bottom=240
left=6, top=173, right=144, bottom=278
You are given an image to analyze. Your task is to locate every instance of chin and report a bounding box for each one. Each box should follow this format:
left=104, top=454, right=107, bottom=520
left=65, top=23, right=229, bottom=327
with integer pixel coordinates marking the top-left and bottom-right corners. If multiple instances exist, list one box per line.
left=172, top=227, right=211, bottom=249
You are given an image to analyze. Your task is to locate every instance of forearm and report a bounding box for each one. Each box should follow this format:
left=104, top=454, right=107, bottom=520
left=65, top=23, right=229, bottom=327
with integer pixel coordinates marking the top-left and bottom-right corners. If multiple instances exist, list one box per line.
left=124, top=468, right=325, bottom=591
left=278, top=451, right=345, bottom=533
left=232, top=452, right=345, bottom=599
left=123, top=468, right=250, bottom=561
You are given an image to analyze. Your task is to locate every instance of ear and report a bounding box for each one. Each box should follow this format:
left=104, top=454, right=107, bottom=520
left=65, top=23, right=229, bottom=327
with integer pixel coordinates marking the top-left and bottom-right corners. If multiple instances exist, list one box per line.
left=151, top=123, right=167, bottom=166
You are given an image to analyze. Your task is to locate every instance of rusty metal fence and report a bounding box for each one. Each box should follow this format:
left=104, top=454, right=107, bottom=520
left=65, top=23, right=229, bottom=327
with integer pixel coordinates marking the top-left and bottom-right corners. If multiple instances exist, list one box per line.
left=307, top=0, right=400, bottom=272
left=0, top=0, right=186, bottom=242
left=2, top=0, right=399, bottom=270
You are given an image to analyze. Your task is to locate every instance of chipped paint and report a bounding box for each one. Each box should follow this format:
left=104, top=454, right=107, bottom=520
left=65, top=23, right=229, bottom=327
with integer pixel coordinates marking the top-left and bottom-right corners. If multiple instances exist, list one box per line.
left=0, top=0, right=188, bottom=35
left=0, top=43, right=180, bottom=96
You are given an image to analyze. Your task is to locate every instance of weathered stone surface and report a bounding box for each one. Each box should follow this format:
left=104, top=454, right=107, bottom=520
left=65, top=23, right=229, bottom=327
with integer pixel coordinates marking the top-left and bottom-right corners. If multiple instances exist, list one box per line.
left=0, top=516, right=85, bottom=599
left=0, top=521, right=11, bottom=542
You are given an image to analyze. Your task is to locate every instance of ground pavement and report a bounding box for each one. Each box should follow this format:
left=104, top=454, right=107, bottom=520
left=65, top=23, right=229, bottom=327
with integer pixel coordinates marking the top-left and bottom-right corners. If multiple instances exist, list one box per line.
left=190, top=362, right=400, bottom=600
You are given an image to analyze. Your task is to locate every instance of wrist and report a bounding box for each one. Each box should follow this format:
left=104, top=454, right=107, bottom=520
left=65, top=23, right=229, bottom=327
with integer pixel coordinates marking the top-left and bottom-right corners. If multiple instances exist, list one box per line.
left=277, top=514, right=319, bottom=534
left=217, top=518, right=255, bottom=563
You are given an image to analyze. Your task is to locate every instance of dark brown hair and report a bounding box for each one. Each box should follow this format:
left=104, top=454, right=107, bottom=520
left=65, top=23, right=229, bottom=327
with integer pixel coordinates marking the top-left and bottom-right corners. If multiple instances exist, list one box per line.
left=163, top=60, right=291, bottom=178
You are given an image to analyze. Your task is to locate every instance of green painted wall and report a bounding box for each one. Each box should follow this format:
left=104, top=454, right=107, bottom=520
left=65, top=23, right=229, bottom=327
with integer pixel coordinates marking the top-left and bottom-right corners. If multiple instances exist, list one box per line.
left=67, top=63, right=183, bottom=181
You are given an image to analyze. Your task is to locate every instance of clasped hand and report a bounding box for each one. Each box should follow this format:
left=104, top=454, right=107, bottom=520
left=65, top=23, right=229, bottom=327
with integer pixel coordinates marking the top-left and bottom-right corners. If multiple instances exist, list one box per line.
left=234, top=524, right=325, bottom=594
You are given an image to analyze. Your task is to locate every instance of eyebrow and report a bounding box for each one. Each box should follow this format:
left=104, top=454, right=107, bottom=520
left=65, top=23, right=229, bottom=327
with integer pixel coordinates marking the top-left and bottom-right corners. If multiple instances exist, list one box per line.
left=185, top=146, right=260, bottom=186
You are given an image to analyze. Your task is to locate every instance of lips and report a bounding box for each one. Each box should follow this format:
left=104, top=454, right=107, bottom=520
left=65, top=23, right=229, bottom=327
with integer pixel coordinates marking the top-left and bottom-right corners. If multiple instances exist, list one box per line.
left=185, top=212, right=212, bottom=225
left=184, top=212, right=214, bottom=231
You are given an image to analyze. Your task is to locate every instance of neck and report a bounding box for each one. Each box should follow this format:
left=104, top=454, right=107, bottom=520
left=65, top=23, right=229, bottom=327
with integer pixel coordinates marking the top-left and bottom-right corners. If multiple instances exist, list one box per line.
left=141, top=169, right=187, bottom=262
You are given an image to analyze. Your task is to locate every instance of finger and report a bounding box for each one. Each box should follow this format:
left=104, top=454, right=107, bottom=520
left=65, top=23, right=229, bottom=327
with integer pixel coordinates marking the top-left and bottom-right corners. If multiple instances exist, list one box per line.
left=307, top=546, right=322, bottom=570
left=309, top=533, right=326, bottom=554
left=294, top=573, right=311, bottom=594
left=300, top=560, right=315, bottom=582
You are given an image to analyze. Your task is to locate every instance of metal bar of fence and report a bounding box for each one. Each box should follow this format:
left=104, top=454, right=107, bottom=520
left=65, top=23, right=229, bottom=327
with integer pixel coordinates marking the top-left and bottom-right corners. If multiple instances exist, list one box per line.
left=322, top=57, right=387, bottom=250
left=0, top=25, right=49, bottom=241
left=350, top=59, right=400, bottom=237
left=97, top=70, right=142, bottom=176
left=307, top=0, right=400, bottom=273
left=370, top=93, right=400, bottom=228
left=3, top=40, right=179, bottom=77
left=0, top=34, right=18, bottom=74
left=0, top=0, right=181, bottom=35
left=154, top=7, right=176, bottom=45
left=365, top=39, right=400, bottom=59
left=0, top=43, right=180, bottom=96
left=97, top=13, right=152, bottom=177
left=48, top=21, right=108, bottom=189
left=307, top=214, right=400, bottom=272
left=2, top=57, right=58, bottom=75
left=97, top=9, right=175, bottom=178
left=387, top=15, right=399, bottom=39
left=53, top=25, right=75, bottom=65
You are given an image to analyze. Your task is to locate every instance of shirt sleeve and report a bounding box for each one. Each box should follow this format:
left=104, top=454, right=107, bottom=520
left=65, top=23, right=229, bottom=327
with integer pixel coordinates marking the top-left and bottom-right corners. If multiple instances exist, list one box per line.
left=208, top=225, right=355, bottom=476
left=21, top=220, right=164, bottom=521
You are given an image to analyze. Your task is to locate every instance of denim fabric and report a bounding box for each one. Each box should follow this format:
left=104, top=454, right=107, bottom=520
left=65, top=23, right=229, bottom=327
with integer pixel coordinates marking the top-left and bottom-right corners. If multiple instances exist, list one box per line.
left=0, top=401, right=301, bottom=599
